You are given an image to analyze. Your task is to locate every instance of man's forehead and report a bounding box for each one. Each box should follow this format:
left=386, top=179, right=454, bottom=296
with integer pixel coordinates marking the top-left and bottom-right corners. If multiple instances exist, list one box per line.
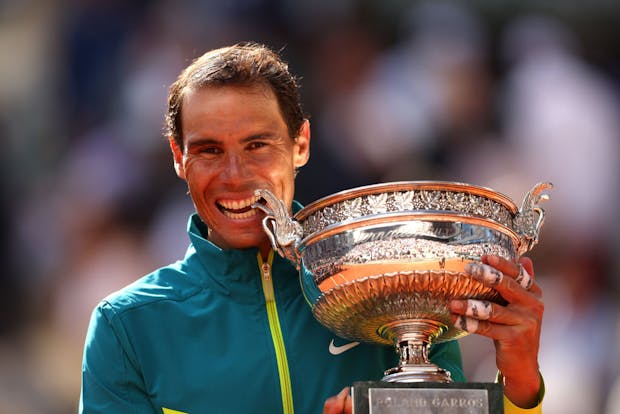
left=180, top=85, right=287, bottom=143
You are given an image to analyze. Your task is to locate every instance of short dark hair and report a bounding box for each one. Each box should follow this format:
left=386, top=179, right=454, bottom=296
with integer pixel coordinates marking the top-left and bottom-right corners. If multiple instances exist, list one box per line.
left=165, top=42, right=306, bottom=148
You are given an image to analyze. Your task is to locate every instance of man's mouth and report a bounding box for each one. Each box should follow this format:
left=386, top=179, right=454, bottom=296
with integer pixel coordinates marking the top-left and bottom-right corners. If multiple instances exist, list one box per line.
left=217, top=195, right=264, bottom=219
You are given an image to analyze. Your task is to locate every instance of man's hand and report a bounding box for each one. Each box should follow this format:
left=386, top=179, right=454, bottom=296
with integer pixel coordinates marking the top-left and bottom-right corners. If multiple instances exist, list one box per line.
left=450, top=254, right=543, bottom=408
left=323, top=387, right=352, bottom=414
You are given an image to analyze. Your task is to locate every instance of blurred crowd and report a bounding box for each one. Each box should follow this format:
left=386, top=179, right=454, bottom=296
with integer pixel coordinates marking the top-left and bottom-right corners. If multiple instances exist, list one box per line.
left=1, top=0, right=620, bottom=413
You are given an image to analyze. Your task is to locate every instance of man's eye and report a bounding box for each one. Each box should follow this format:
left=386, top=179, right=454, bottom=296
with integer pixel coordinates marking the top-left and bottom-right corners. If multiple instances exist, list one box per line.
left=248, top=142, right=267, bottom=150
left=200, top=147, right=222, bottom=155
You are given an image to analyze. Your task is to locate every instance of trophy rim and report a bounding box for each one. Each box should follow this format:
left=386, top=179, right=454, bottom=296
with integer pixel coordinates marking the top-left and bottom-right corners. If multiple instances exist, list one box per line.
left=294, top=181, right=519, bottom=221
left=298, top=211, right=521, bottom=251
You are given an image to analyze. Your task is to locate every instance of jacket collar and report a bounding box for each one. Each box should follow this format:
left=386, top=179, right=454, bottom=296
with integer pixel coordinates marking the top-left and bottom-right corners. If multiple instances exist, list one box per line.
left=182, top=201, right=303, bottom=298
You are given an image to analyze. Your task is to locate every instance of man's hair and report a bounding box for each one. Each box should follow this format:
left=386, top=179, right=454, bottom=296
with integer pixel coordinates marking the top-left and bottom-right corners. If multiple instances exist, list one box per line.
left=165, top=42, right=305, bottom=148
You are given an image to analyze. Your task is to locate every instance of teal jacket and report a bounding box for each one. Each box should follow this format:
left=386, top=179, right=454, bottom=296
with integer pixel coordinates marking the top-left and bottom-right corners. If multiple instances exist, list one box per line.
left=79, top=213, right=465, bottom=414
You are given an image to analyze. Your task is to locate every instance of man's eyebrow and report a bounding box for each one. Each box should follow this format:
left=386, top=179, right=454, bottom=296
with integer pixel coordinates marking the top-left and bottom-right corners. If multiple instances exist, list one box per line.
left=186, top=138, right=220, bottom=149
left=241, top=133, right=278, bottom=143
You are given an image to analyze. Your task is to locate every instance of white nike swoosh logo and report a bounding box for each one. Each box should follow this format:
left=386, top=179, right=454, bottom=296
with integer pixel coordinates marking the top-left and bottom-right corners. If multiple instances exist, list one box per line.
left=329, top=339, right=360, bottom=355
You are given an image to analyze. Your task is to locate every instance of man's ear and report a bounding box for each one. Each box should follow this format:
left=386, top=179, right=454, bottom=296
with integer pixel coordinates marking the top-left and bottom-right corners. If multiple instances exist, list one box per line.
left=293, top=119, right=311, bottom=169
left=168, top=136, right=186, bottom=179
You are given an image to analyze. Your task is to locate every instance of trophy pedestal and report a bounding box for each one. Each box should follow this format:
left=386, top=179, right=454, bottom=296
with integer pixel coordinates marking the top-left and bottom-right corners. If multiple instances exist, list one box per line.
left=352, top=381, right=504, bottom=414
left=382, top=363, right=452, bottom=383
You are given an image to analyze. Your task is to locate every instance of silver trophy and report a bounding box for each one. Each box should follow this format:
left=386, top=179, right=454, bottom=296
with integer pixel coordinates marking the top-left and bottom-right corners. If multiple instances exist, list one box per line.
left=253, top=181, right=551, bottom=412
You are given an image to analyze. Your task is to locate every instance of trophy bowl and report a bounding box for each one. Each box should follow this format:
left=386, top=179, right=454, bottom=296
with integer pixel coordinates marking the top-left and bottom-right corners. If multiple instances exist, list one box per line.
left=253, top=181, right=551, bottom=383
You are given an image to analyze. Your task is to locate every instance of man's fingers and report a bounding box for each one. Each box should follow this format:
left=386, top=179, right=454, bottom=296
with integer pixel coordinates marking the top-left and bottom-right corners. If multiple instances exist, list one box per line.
left=518, top=256, right=535, bottom=278
left=451, top=299, right=518, bottom=325
left=482, top=255, right=537, bottom=282
left=482, top=255, right=523, bottom=278
left=465, top=262, right=504, bottom=286
left=323, top=387, right=351, bottom=414
left=454, top=315, right=480, bottom=333
left=453, top=315, right=535, bottom=338
left=464, top=299, right=492, bottom=320
left=515, top=265, right=533, bottom=290
left=466, top=259, right=542, bottom=300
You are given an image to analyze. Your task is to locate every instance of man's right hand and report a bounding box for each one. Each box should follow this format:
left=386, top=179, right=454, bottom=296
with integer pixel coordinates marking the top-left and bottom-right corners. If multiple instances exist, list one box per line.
left=323, top=387, right=352, bottom=414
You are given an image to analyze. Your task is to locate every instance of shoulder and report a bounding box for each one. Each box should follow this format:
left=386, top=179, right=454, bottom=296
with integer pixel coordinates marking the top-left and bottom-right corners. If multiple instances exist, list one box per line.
left=96, top=260, right=203, bottom=318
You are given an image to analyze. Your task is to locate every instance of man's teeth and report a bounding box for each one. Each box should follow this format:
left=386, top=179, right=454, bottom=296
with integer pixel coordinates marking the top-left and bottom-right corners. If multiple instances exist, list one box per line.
left=219, top=195, right=258, bottom=210
left=222, top=209, right=257, bottom=219
left=218, top=195, right=260, bottom=219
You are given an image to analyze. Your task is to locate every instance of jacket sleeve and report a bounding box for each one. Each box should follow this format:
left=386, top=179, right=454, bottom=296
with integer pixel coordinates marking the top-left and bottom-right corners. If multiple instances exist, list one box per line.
left=429, top=341, right=466, bottom=382
left=504, top=396, right=542, bottom=414
left=79, top=302, right=155, bottom=414
left=502, top=373, right=545, bottom=414
left=431, top=343, right=545, bottom=413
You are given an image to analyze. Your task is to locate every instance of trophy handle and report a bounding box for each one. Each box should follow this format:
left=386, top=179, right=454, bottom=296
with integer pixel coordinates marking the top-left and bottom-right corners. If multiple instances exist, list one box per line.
left=252, top=189, right=303, bottom=267
left=513, top=182, right=553, bottom=255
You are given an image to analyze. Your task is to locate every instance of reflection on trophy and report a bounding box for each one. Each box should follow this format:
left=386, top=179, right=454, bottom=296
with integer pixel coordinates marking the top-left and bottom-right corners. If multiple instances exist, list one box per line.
left=253, top=181, right=551, bottom=413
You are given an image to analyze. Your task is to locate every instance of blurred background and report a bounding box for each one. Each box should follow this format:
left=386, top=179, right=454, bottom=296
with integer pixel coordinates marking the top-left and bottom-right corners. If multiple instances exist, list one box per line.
left=1, top=0, right=620, bottom=412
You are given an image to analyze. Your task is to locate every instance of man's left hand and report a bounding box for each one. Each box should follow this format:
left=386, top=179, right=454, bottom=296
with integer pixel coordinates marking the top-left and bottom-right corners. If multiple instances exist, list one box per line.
left=450, top=254, right=543, bottom=408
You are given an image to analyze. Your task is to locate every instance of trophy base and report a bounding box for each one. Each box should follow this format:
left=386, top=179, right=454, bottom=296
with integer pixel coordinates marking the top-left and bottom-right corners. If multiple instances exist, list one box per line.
left=352, top=381, right=503, bottom=414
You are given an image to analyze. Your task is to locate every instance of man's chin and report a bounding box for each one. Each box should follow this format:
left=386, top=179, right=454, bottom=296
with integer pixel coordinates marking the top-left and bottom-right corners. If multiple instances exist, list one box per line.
left=203, top=213, right=271, bottom=249
left=219, top=232, right=270, bottom=251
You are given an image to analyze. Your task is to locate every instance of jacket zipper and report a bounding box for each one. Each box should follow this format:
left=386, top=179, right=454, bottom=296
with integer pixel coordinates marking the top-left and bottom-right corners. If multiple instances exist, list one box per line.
left=258, top=251, right=294, bottom=414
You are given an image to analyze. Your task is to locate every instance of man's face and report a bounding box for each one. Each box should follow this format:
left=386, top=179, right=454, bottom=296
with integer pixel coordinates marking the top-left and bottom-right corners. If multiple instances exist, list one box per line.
left=170, top=84, right=310, bottom=254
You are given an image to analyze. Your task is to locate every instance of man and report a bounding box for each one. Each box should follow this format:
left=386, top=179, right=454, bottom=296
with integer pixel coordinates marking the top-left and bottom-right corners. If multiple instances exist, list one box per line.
left=79, top=42, right=543, bottom=413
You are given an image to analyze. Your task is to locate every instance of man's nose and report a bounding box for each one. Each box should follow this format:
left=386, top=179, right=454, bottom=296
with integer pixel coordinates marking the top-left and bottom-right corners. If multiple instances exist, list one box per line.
left=220, top=152, right=250, bottom=181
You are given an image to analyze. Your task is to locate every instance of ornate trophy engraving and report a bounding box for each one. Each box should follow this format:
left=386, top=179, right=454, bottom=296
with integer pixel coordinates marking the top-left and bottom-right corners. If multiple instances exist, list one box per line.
left=253, top=181, right=551, bottom=414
